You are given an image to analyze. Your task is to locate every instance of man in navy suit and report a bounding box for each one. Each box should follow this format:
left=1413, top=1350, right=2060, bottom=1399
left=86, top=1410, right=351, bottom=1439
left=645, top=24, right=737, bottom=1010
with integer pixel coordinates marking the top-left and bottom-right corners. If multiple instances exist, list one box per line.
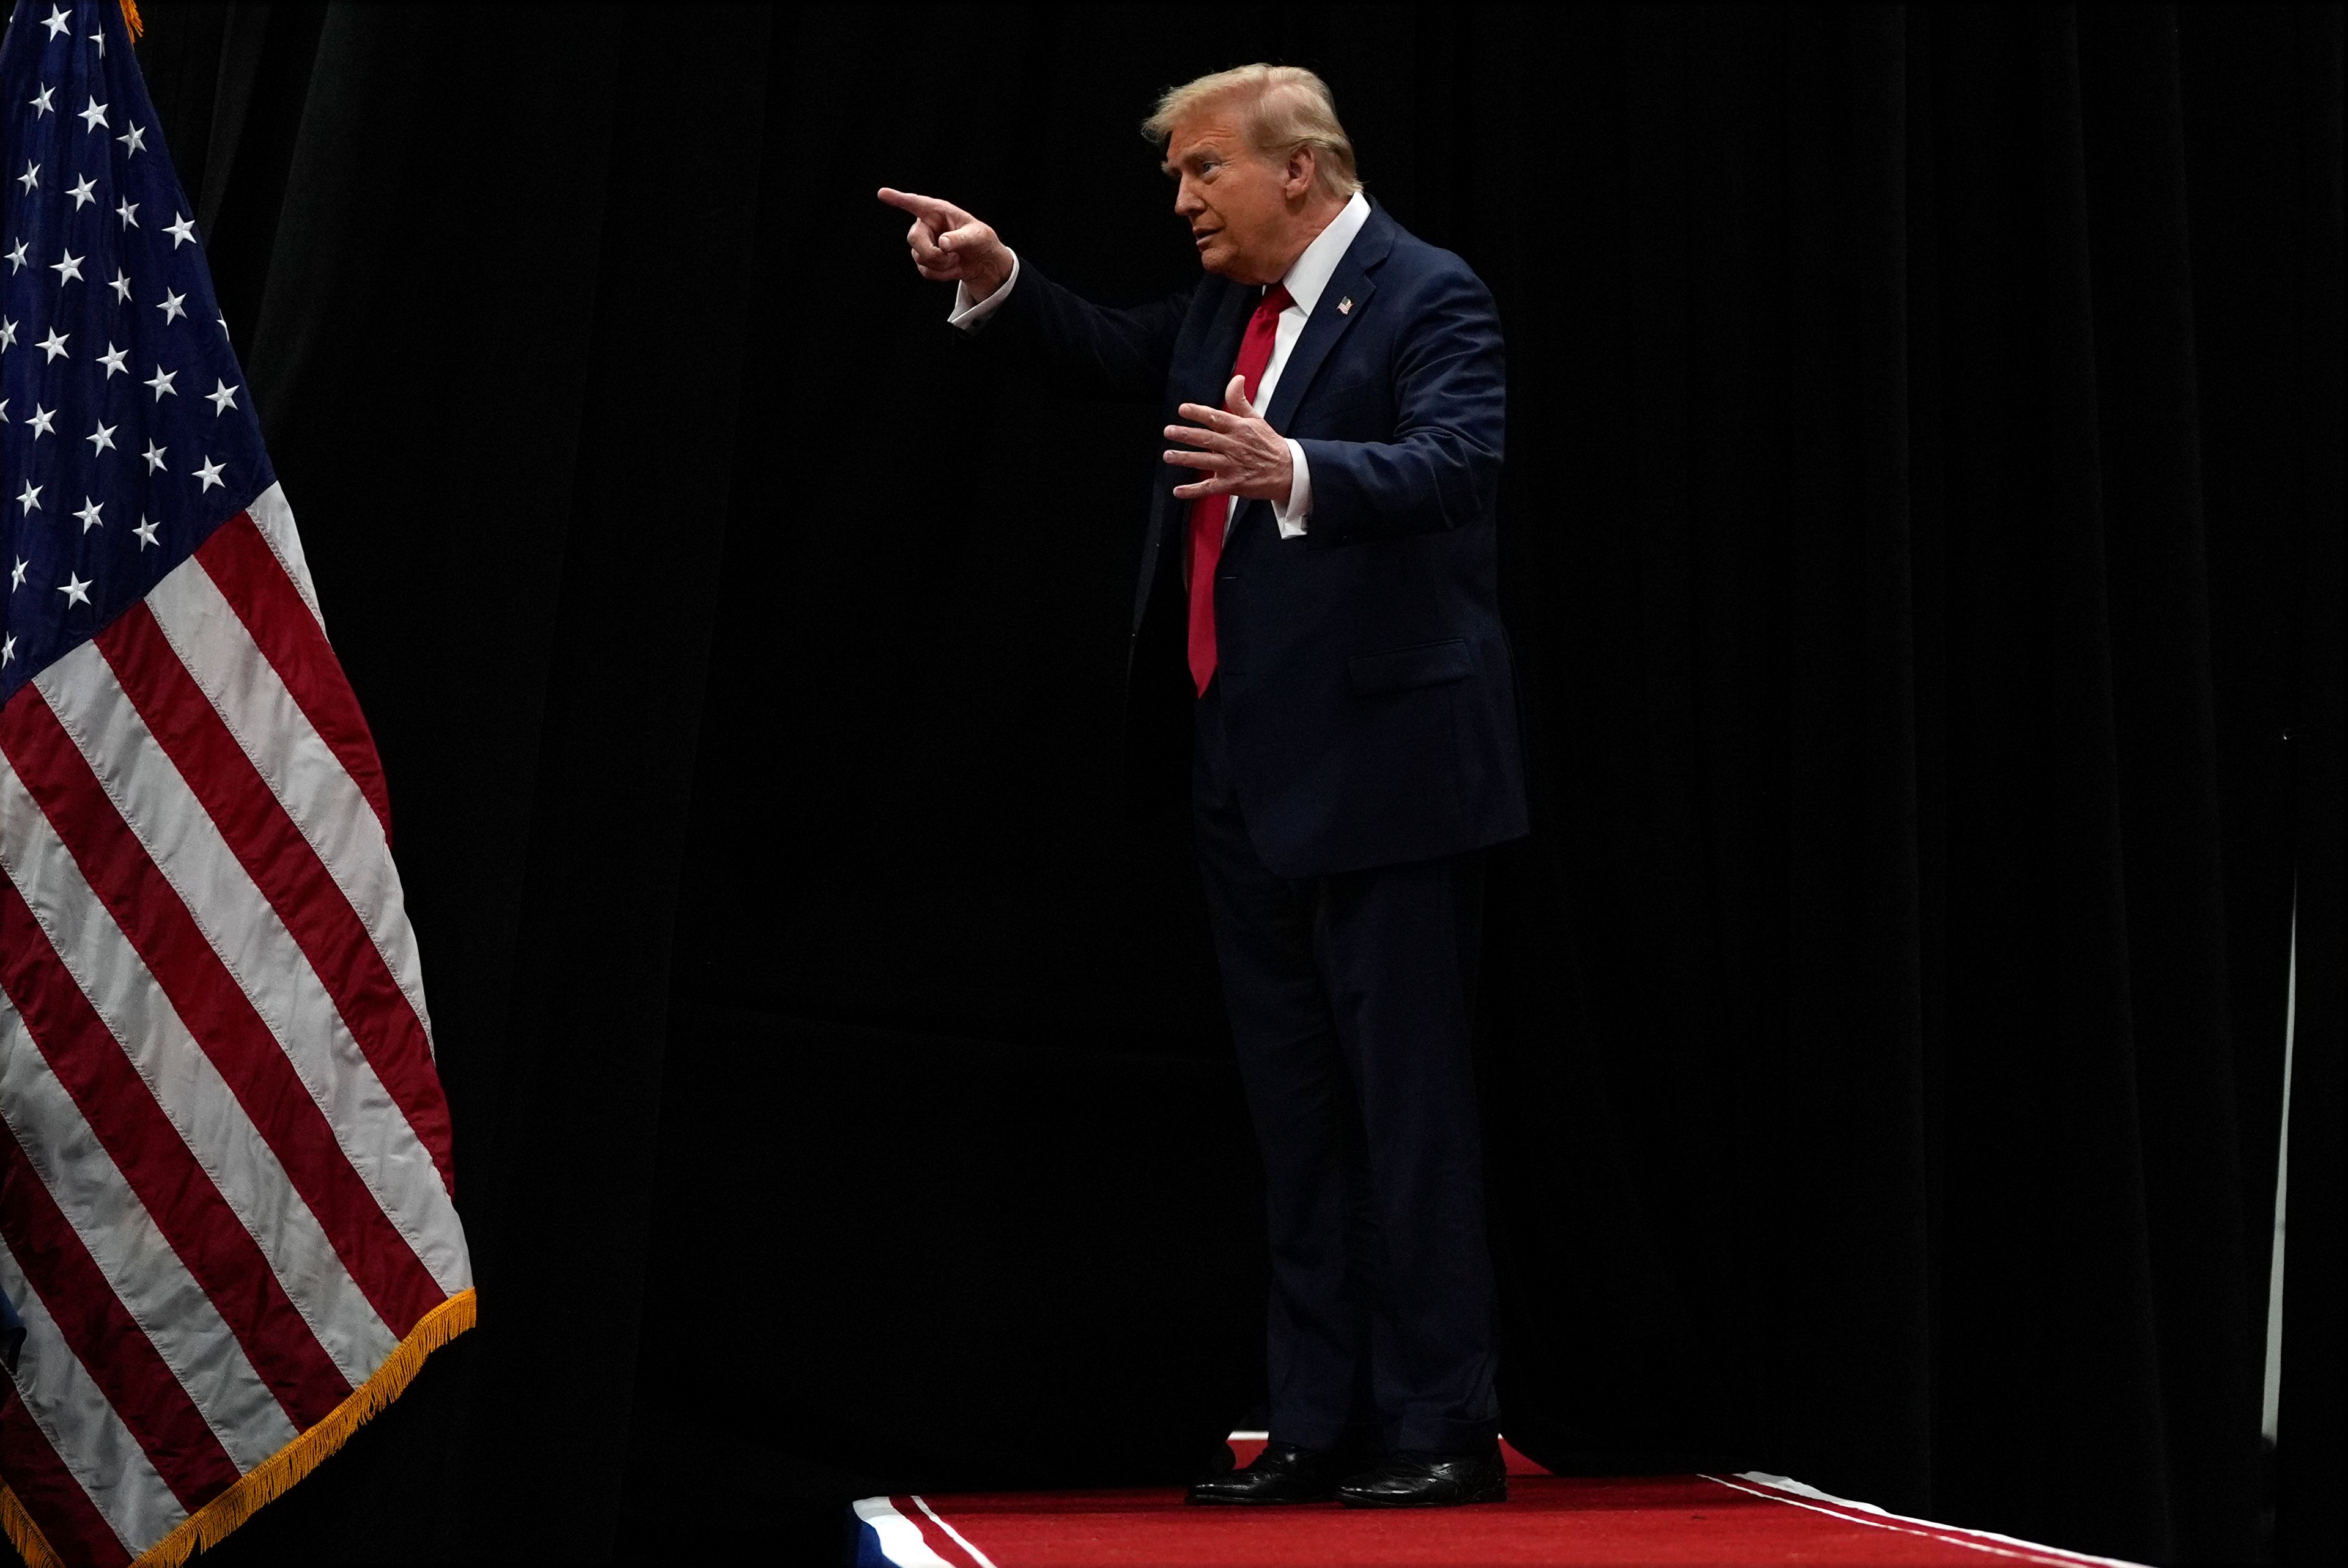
left=882, top=62, right=1527, bottom=1509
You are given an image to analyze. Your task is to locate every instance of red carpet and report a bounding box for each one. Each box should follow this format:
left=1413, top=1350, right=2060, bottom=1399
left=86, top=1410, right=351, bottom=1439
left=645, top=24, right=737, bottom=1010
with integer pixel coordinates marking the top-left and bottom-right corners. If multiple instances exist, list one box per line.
left=852, top=1438, right=2141, bottom=1568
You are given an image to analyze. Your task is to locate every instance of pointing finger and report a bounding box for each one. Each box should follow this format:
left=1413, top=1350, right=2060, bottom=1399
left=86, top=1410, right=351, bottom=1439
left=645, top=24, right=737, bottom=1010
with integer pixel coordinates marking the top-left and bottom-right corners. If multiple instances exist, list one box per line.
left=1176, top=402, right=1236, bottom=430
left=877, top=188, right=961, bottom=226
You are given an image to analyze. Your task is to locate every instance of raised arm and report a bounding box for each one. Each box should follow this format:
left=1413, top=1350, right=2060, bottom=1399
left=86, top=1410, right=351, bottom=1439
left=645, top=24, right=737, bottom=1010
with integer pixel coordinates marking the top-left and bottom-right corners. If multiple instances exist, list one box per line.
left=880, top=187, right=1187, bottom=402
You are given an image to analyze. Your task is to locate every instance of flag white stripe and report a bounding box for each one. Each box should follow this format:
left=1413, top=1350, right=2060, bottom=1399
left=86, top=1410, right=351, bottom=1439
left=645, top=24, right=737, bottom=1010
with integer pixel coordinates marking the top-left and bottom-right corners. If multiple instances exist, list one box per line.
left=245, top=483, right=324, bottom=634
left=0, top=756, right=397, bottom=1385
left=147, top=545, right=434, bottom=1043
left=0, top=997, right=300, bottom=1470
left=31, top=647, right=469, bottom=1294
left=0, top=1234, right=182, bottom=1556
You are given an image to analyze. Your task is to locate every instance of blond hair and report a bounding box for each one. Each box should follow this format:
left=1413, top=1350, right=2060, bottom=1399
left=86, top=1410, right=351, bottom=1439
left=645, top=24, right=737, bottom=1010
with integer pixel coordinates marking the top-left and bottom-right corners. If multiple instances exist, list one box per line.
left=1142, top=64, right=1362, bottom=200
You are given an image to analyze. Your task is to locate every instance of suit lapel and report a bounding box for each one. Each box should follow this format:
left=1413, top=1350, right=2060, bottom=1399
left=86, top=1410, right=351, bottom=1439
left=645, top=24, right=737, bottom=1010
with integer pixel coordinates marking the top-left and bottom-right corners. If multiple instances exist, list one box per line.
left=1181, top=282, right=1257, bottom=410
left=1261, top=207, right=1397, bottom=434
left=1261, top=270, right=1373, bottom=436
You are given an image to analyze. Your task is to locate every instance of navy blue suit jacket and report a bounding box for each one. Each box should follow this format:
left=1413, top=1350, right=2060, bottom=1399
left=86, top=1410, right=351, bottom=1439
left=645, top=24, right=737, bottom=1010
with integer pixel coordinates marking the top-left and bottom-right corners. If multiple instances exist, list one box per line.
left=981, top=204, right=1529, bottom=878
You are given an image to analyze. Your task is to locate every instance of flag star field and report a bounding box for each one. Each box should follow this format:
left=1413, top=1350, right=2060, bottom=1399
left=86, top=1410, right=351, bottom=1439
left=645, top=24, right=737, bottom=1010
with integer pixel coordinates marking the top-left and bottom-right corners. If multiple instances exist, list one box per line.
left=2, top=0, right=267, bottom=704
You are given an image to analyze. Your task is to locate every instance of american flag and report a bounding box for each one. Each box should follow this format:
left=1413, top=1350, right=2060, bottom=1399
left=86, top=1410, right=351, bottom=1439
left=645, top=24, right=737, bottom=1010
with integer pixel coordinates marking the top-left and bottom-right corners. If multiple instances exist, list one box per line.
left=0, top=6, right=472, bottom=1566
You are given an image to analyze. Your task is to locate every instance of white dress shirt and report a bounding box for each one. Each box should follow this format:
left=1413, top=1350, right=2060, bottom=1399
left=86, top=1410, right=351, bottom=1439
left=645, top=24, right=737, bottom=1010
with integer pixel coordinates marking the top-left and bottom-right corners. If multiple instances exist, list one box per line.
left=951, top=191, right=1375, bottom=540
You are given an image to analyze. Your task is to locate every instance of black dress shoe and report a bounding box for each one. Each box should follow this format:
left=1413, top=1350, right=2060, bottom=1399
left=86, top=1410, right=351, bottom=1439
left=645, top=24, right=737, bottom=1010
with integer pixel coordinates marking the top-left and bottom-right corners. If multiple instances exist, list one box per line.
left=1336, top=1445, right=1508, bottom=1507
left=1186, top=1441, right=1360, bottom=1505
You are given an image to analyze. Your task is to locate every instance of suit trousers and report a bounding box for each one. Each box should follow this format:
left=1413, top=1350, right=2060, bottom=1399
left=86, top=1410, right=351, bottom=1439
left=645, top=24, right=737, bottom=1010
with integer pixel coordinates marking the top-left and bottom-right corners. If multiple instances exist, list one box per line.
left=1192, top=675, right=1501, bottom=1455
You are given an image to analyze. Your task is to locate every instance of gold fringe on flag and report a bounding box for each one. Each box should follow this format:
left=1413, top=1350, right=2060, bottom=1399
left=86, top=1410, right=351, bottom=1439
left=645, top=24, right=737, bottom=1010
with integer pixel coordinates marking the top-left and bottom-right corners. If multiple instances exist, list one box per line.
left=0, top=1487, right=48, bottom=1568
left=119, top=0, right=144, bottom=43
left=0, top=1289, right=478, bottom=1568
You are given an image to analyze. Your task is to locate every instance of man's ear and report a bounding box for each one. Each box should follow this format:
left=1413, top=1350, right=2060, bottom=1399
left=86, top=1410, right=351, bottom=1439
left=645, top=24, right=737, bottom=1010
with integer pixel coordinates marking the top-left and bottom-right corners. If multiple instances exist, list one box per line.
left=1287, top=147, right=1316, bottom=199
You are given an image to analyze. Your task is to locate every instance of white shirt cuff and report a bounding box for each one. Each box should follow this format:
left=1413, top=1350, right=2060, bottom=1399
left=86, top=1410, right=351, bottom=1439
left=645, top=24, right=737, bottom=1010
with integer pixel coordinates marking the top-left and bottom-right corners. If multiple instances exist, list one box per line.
left=1274, top=440, right=1312, bottom=536
left=948, top=251, right=1021, bottom=329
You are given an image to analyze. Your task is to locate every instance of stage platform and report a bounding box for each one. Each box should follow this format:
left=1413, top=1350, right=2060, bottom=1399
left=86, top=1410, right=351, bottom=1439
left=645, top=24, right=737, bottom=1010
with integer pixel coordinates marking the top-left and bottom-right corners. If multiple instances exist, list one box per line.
left=851, top=1436, right=2139, bottom=1567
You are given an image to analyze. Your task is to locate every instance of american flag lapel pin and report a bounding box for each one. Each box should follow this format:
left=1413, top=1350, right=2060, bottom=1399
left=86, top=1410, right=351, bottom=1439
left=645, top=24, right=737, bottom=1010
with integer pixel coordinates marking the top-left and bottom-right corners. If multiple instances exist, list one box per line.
left=1337, top=296, right=1354, bottom=315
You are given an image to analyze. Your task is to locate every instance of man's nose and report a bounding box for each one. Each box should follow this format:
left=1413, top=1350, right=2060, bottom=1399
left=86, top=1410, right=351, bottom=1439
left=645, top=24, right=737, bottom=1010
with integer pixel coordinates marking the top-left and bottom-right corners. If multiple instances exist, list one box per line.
left=1173, top=180, right=1205, bottom=218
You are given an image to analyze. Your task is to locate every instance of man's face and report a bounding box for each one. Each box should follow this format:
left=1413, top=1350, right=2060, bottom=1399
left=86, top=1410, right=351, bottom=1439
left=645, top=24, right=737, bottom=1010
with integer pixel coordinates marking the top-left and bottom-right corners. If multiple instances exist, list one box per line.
left=1164, top=109, right=1300, bottom=285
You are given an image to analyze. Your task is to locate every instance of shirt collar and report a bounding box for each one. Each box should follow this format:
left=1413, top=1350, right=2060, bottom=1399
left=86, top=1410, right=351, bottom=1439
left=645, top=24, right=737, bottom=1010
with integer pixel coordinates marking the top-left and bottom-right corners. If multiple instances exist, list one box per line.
left=1278, top=190, right=1373, bottom=315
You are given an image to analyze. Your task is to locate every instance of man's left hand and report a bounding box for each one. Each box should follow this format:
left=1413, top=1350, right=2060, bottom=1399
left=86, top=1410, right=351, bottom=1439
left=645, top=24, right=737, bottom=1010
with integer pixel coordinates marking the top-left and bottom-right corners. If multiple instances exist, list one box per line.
left=1167, top=376, right=1293, bottom=502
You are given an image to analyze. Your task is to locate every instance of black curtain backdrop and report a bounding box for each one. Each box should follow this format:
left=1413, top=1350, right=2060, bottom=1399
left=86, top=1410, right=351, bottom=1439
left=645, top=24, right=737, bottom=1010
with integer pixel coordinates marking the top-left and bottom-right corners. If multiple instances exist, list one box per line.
left=26, top=4, right=2328, bottom=1566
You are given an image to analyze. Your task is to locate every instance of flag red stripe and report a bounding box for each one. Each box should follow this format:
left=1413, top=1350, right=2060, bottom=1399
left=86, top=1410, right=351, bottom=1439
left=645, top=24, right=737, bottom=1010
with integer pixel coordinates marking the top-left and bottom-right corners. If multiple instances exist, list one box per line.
left=0, top=694, right=445, bottom=1339
left=0, top=1394, right=133, bottom=1568
left=97, top=603, right=455, bottom=1191
left=0, top=1117, right=243, bottom=1511
left=194, top=515, right=393, bottom=843
left=0, top=878, right=355, bottom=1430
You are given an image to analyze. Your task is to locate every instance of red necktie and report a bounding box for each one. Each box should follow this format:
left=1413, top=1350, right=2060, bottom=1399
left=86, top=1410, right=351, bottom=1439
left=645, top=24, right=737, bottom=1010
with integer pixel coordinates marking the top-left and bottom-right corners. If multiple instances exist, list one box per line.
left=1187, top=284, right=1293, bottom=695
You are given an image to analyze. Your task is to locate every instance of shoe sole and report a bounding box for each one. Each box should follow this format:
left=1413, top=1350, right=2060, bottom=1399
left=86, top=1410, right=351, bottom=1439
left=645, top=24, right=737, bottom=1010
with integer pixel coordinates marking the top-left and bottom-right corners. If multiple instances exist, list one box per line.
left=1337, top=1483, right=1508, bottom=1509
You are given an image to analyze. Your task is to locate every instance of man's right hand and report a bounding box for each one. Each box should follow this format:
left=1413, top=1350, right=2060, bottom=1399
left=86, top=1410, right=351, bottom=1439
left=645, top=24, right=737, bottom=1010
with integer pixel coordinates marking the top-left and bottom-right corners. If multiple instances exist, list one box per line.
left=878, top=188, right=1013, bottom=303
